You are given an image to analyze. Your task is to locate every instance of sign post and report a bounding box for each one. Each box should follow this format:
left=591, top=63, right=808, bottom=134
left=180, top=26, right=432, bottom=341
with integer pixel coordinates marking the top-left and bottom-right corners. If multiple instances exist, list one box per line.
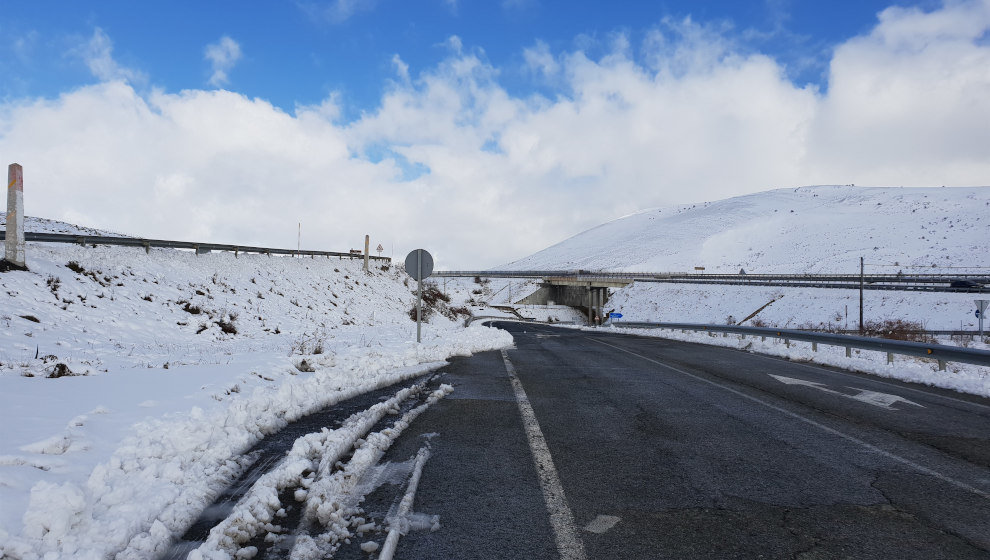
left=404, top=249, right=434, bottom=343
left=977, top=299, right=988, bottom=339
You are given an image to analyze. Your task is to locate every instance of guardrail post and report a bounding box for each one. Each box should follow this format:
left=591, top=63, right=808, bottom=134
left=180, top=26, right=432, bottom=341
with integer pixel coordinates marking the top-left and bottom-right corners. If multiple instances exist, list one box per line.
left=938, top=360, right=946, bottom=371
left=845, top=347, right=851, bottom=358
left=142, top=242, right=150, bottom=254
left=5, top=163, right=26, bottom=269
left=887, top=352, right=894, bottom=365
left=812, top=342, right=818, bottom=352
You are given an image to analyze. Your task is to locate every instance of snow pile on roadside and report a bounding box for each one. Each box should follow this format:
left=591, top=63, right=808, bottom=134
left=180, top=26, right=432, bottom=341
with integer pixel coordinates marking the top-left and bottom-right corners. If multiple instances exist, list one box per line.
left=590, top=325, right=990, bottom=398
left=0, top=218, right=512, bottom=559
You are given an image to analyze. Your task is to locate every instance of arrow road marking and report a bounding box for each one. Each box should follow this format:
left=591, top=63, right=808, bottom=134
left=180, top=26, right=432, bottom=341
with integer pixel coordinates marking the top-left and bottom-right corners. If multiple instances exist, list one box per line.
left=848, top=389, right=924, bottom=409
left=769, top=375, right=924, bottom=410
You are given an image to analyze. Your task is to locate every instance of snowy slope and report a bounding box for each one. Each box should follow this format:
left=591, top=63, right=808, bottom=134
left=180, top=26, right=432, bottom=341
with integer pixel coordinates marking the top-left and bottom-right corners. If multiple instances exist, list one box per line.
left=0, top=217, right=511, bottom=559
left=498, top=186, right=990, bottom=274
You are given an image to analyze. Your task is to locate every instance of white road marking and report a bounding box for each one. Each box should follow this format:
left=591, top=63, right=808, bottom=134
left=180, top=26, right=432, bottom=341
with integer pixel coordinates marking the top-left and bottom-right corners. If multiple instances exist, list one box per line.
left=849, top=389, right=924, bottom=409
left=584, top=515, right=621, bottom=534
left=733, top=341, right=990, bottom=412
left=500, top=349, right=588, bottom=560
left=769, top=374, right=924, bottom=410
left=587, top=337, right=990, bottom=501
left=379, top=446, right=431, bottom=560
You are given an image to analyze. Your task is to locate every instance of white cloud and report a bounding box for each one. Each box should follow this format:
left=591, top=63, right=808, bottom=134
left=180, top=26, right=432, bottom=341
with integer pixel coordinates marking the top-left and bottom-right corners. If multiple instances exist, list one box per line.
left=523, top=40, right=559, bottom=78
left=302, top=0, right=377, bottom=23
left=392, top=54, right=411, bottom=83
left=807, top=0, right=990, bottom=185
left=2, top=2, right=989, bottom=269
left=204, top=36, right=243, bottom=87
left=73, top=28, right=145, bottom=84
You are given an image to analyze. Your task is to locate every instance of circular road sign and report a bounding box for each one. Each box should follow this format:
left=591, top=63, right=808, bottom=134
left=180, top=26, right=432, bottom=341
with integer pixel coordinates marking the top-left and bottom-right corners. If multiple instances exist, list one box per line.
left=404, top=249, right=434, bottom=281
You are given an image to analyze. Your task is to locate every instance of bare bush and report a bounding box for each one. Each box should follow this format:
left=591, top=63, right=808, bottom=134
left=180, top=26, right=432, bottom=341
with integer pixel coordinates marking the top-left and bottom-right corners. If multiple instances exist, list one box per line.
left=861, top=319, right=930, bottom=342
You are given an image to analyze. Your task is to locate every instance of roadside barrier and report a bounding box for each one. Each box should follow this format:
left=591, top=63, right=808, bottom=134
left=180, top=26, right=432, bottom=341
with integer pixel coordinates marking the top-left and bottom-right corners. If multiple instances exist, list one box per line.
left=0, top=231, right=390, bottom=261
left=613, top=321, right=990, bottom=370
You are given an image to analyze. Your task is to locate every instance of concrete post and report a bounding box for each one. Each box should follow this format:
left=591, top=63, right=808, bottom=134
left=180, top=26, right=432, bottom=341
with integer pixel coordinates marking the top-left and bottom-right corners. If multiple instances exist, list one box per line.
left=597, top=288, right=603, bottom=322
left=5, top=163, right=26, bottom=269
left=363, top=235, right=370, bottom=272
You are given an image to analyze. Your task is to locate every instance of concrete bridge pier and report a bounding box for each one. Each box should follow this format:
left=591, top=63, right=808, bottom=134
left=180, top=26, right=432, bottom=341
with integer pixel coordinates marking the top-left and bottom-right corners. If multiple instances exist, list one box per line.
left=515, top=277, right=630, bottom=324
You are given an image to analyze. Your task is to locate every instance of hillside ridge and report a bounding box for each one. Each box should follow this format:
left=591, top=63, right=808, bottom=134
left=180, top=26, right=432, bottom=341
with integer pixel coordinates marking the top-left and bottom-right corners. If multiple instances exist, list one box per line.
left=498, top=185, right=990, bottom=274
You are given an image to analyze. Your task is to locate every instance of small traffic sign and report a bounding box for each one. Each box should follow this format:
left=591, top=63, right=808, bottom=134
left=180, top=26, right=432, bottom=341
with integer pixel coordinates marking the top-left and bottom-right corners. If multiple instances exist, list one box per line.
left=610, top=312, right=623, bottom=318
left=404, top=249, right=434, bottom=281
left=405, top=249, right=434, bottom=344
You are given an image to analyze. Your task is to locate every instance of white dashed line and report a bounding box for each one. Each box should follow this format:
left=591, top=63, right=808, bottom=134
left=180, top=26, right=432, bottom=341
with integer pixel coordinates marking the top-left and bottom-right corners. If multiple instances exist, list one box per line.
left=584, top=515, right=621, bottom=534
left=500, top=349, right=588, bottom=560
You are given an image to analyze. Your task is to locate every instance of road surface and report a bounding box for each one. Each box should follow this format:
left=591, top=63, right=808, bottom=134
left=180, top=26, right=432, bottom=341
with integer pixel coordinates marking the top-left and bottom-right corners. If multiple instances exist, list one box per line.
left=169, top=321, right=990, bottom=559
left=343, top=321, right=990, bottom=559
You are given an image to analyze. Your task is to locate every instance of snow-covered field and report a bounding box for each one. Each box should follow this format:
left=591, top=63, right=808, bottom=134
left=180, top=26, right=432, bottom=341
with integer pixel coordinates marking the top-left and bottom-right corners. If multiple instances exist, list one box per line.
left=608, top=282, right=984, bottom=332
left=0, top=218, right=511, bottom=559
left=499, top=185, right=989, bottom=274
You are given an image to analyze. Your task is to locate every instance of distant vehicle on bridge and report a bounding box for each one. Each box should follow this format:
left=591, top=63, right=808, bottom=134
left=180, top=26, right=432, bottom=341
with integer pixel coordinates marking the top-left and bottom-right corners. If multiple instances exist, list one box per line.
left=950, top=279, right=985, bottom=291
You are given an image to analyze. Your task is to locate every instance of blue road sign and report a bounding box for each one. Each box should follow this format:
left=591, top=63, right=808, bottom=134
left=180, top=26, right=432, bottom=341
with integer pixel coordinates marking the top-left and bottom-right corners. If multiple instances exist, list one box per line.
left=610, top=312, right=623, bottom=318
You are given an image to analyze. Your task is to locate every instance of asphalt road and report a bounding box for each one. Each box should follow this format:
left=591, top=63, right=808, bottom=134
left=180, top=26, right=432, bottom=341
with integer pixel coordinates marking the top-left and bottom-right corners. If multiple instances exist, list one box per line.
left=347, top=321, right=990, bottom=559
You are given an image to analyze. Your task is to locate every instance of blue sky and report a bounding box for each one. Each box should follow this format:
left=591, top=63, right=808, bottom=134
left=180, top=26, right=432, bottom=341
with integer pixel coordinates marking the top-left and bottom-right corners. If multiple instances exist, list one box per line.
left=1, top=0, right=987, bottom=269
left=3, top=0, right=937, bottom=115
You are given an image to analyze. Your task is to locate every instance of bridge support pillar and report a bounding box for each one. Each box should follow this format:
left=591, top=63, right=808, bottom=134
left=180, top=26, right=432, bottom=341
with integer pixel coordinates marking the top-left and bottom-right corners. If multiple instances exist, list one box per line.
left=587, top=285, right=592, bottom=325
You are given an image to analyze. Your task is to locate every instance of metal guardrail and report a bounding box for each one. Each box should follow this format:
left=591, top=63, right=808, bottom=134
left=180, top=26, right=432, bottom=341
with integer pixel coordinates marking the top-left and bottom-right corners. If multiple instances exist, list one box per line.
left=612, top=322, right=990, bottom=369
left=432, top=270, right=987, bottom=293
left=0, top=231, right=391, bottom=261
left=465, top=315, right=534, bottom=326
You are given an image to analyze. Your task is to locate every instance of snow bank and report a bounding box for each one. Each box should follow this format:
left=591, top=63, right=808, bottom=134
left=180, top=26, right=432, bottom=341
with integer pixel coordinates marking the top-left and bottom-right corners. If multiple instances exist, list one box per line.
left=0, top=218, right=512, bottom=559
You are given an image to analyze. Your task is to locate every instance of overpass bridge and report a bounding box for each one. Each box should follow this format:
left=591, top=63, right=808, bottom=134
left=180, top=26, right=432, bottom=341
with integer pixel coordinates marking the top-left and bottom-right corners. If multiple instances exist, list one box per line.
left=432, top=270, right=987, bottom=293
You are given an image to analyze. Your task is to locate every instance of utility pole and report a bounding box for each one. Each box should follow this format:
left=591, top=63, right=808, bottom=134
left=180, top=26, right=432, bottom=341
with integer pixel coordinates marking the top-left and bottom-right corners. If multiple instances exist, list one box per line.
left=859, top=256, right=864, bottom=335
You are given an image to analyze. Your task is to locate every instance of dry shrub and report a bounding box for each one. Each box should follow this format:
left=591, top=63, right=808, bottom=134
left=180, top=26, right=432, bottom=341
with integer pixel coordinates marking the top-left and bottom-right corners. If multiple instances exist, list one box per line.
left=861, top=319, right=929, bottom=342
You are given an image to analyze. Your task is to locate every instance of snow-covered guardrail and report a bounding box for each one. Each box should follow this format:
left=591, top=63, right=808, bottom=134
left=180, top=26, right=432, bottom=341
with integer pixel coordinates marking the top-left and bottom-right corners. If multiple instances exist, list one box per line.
left=613, top=322, right=990, bottom=370
left=0, top=231, right=390, bottom=261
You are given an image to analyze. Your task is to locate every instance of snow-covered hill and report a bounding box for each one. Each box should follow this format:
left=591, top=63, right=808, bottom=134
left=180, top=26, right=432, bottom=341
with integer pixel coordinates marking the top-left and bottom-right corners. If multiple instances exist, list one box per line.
left=0, top=217, right=510, bottom=558
left=499, top=186, right=990, bottom=274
